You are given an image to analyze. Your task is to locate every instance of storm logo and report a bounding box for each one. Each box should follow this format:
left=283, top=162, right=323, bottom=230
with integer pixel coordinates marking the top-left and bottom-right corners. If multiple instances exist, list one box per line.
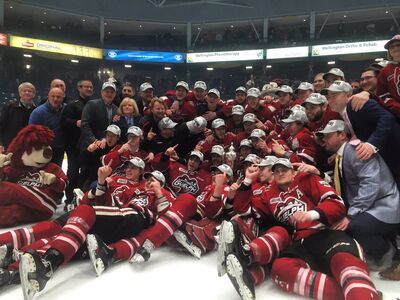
left=111, top=185, right=130, bottom=205
left=131, top=195, right=149, bottom=207
left=172, top=174, right=199, bottom=195
left=274, top=196, right=306, bottom=223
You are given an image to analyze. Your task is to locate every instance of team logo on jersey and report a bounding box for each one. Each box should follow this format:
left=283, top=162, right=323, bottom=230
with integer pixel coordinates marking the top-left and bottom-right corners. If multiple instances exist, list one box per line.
left=111, top=185, right=130, bottom=205
left=17, top=172, right=42, bottom=187
left=131, top=195, right=149, bottom=207
left=273, top=196, right=306, bottom=223
left=172, top=174, right=199, bottom=195
left=291, top=138, right=299, bottom=150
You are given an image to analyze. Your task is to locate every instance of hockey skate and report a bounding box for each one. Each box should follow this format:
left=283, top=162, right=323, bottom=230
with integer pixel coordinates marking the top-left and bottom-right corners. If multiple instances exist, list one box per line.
left=86, top=234, right=115, bottom=276
left=19, top=249, right=62, bottom=300
left=66, top=188, right=85, bottom=211
left=225, top=253, right=255, bottom=300
left=173, top=230, right=202, bottom=259
left=19, top=250, right=53, bottom=300
left=217, top=220, right=248, bottom=276
left=0, top=244, right=16, bottom=268
left=130, top=239, right=155, bottom=264
left=0, top=268, right=20, bottom=288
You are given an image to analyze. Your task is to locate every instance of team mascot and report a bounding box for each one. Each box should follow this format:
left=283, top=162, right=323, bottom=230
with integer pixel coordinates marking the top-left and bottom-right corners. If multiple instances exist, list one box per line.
left=0, top=125, right=68, bottom=227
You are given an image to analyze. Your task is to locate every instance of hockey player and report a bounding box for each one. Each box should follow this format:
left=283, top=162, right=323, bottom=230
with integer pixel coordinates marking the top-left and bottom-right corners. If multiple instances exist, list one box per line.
left=18, top=170, right=178, bottom=299
left=219, top=158, right=380, bottom=300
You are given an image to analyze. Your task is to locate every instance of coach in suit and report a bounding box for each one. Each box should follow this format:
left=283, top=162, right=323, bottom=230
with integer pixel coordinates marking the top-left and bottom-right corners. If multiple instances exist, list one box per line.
left=79, top=81, right=118, bottom=151
left=322, top=80, right=400, bottom=186
left=318, top=120, right=400, bottom=270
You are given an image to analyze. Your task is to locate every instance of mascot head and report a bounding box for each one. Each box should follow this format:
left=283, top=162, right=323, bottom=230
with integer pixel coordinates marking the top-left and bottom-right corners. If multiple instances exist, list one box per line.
left=7, top=125, right=55, bottom=168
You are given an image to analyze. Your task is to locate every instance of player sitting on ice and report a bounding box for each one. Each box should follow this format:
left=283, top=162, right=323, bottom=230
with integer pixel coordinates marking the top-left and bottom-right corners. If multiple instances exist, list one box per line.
left=219, top=158, right=381, bottom=300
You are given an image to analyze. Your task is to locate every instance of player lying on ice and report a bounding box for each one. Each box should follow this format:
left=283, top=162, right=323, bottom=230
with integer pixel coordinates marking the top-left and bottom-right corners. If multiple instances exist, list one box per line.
left=218, top=158, right=381, bottom=300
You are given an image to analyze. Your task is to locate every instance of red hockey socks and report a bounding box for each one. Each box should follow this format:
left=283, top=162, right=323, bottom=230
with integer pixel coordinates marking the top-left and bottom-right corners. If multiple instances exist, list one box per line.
left=248, top=264, right=269, bottom=286
left=110, top=237, right=140, bottom=261
left=271, top=257, right=344, bottom=300
left=47, top=205, right=96, bottom=264
left=0, top=220, right=62, bottom=249
left=330, top=252, right=380, bottom=300
left=248, top=226, right=291, bottom=265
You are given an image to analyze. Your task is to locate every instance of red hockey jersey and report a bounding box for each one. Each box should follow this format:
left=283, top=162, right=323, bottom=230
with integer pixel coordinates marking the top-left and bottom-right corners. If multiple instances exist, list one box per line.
left=377, top=62, right=400, bottom=117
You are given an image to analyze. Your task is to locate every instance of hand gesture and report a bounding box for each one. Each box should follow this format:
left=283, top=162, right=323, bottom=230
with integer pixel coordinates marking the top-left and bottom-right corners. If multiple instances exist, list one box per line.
left=204, top=128, right=212, bottom=137
left=292, top=162, right=320, bottom=176
left=255, top=118, right=266, bottom=131
left=147, top=128, right=157, bottom=141
left=290, top=211, right=312, bottom=225
left=165, top=144, right=179, bottom=160
left=39, top=170, right=56, bottom=185
left=271, top=139, right=286, bottom=157
left=147, top=180, right=162, bottom=196
left=214, top=172, right=227, bottom=186
left=245, top=165, right=259, bottom=181
left=228, top=178, right=242, bottom=199
left=98, top=159, right=113, bottom=183
left=112, top=115, right=121, bottom=122
left=144, top=152, right=154, bottom=163
left=0, top=153, right=12, bottom=168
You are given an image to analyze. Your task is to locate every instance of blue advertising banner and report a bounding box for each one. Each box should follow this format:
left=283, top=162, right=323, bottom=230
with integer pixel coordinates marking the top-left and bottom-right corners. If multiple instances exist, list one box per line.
left=105, top=50, right=185, bottom=63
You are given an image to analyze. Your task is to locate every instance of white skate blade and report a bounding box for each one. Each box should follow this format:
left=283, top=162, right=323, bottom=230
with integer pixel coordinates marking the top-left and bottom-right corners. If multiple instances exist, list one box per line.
left=19, top=254, right=40, bottom=300
left=217, top=221, right=235, bottom=277
left=86, top=235, right=105, bottom=277
left=173, top=230, right=202, bottom=259
left=226, top=254, right=255, bottom=300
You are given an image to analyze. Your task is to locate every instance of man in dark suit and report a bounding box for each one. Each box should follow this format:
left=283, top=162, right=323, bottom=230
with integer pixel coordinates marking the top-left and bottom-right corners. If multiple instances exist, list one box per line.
left=322, top=80, right=400, bottom=186
left=318, top=120, right=400, bottom=272
left=79, top=81, right=118, bottom=151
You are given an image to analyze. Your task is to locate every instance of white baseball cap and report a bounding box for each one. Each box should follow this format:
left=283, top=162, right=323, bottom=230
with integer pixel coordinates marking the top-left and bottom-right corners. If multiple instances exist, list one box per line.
left=126, top=157, right=145, bottom=170
left=272, top=158, right=294, bottom=171
left=295, top=82, right=314, bottom=92
left=243, top=113, right=256, bottom=123
left=210, top=145, right=225, bottom=156
left=250, top=128, right=266, bottom=139
left=105, top=124, right=121, bottom=136
left=189, top=150, right=204, bottom=162
left=323, top=68, right=345, bottom=80
left=243, top=154, right=260, bottom=164
left=210, top=164, right=233, bottom=178
left=239, top=139, right=252, bottom=148
left=194, top=81, right=207, bottom=91
left=276, top=85, right=293, bottom=95
left=235, top=86, right=247, bottom=94
left=176, top=81, right=189, bottom=91
left=282, top=110, right=308, bottom=124
left=384, top=34, right=400, bottom=49
left=257, top=156, right=278, bottom=167
left=303, top=93, right=327, bottom=105
left=143, top=170, right=166, bottom=186
left=158, top=117, right=178, bottom=129
left=320, top=80, right=352, bottom=95
left=102, top=82, right=116, bottom=91
left=212, top=118, right=226, bottom=129
left=232, top=105, right=245, bottom=116
left=126, top=126, right=142, bottom=136
left=139, top=82, right=154, bottom=92
left=317, top=119, right=346, bottom=135
left=208, top=88, right=221, bottom=98
left=186, top=116, right=207, bottom=134
left=247, top=87, right=261, bottom=98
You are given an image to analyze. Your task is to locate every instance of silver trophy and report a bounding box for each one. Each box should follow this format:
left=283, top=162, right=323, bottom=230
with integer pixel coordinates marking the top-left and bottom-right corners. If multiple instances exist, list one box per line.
left=225, top=142, right=237, bottom=169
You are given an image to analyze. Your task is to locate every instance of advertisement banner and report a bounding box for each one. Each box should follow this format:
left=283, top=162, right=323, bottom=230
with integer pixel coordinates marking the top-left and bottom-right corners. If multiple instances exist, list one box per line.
left=0, top=33, right=7, bottom=46
left=266, top=46, right=309, bottom=59
left=312, top=40, right=386, bottom=56
left=187, top=49, right=264, bottom=63
left=9, top=35, right=103, bottom=59
left=105, top=50, right=185, bottom=63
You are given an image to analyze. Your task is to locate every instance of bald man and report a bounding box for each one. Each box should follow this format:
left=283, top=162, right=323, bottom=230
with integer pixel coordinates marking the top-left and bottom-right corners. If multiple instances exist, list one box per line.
left=39, top=79, right=72, bottom=105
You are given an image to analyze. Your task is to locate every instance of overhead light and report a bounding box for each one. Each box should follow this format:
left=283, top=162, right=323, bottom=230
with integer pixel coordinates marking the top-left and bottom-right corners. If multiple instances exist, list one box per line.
left=97, top=70, right=101, bottom=74
left=43, top=12, right=47, bottom=15
left=139, top=24, right=143, bottom=28
left=266, top=65, right=272, bottom=69
left=303, top=19, right=306, bottom=22
left=108, top=31, right=111, bottom=34
left=26, top=64, right=31, bottom=69
left=343, top=15, right=347, bottom=18
left=328, top=61, right=335, bottom=65
left=385, top=10, right=389, bottom=14
left=207, top=67, right=214, bottom=71
left=375, top=58, right=384, bottom=62
left=9, top=6, right=13, bottom=9
left=245, top=66, right=253, bottom=69
left=173, top=26, right=176, bottom=30
left=164, top=67, right=172, bottom=70
left=104, top=22, right=108, bottom=26
left=41, top=21, right=45, bottom=24
left=82, top=19, right=86, bottom=22
left=124, top=64, right=132, bottom=68
left=71, top=59, right=79, bottom=63
left=23, top=54, right=32, bottom=58
left=197, top=27, right=201, bottom=30
left=230, top=25, right=234, bottom=28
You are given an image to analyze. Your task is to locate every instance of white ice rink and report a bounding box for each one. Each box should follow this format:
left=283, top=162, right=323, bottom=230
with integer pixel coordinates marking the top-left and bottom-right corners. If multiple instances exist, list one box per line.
left=1, top=161, right=400, bottom=300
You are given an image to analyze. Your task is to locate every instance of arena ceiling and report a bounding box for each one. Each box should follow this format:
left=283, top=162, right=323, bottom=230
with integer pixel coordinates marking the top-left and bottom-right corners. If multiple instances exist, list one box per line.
left=7, top=0, right=400, bottom=23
